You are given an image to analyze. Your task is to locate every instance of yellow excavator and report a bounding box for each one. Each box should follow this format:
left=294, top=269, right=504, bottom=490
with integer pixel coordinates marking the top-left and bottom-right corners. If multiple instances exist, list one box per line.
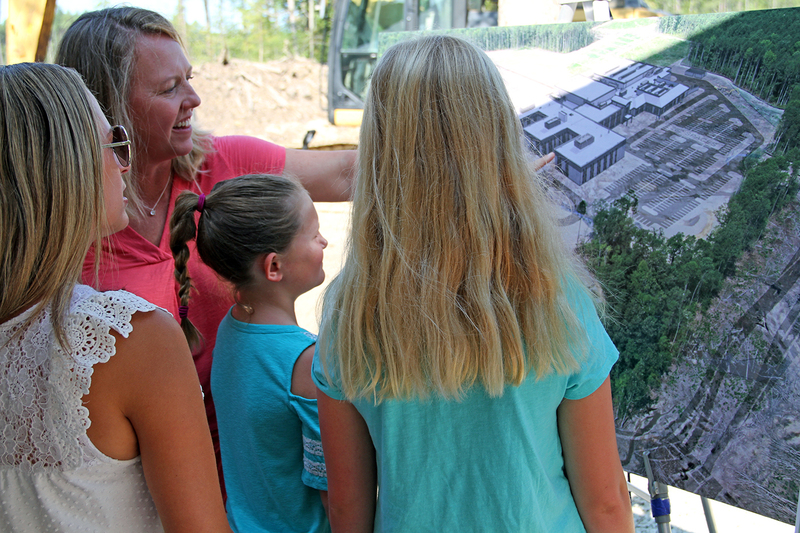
left=326, top=0, right=661, bottom=125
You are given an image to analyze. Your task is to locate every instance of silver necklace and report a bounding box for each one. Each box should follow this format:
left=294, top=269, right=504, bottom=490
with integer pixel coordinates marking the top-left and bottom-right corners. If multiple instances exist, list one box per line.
left=143, top=175, right=172, bottom=216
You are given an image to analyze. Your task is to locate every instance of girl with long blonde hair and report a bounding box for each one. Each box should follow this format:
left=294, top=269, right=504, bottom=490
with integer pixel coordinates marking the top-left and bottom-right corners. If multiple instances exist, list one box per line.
left=313, top=35, right=634, bottom=532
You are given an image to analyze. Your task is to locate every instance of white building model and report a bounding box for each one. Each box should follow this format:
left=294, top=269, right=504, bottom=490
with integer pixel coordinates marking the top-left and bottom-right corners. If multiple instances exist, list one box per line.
left=521, top=61, right=689, bottom=185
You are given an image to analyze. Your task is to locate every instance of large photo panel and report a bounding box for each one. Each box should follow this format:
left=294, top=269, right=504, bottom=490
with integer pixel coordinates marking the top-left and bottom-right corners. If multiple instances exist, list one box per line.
left=381, top=8, right=800, bottom=523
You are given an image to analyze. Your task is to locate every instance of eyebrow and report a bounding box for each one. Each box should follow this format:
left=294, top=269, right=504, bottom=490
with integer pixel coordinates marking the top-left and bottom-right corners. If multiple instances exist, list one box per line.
left=155, top=65, right=193, bottom=86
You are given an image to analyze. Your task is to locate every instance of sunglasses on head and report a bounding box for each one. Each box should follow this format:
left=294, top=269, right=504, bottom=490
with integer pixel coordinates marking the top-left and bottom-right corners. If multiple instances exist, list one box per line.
left=101, top=125, right=132, bottom=168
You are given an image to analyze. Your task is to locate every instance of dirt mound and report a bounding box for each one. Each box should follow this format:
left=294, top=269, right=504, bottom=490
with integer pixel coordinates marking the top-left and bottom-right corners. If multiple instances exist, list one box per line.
left=191, top=56, right=359, bottom=149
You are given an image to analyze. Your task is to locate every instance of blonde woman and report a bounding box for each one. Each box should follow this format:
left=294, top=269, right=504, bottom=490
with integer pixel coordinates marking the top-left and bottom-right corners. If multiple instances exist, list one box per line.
left=0, top=63, right=230, bottom=533
left=56, top=7, right=356, bottom=482
left=313, top=36, right=634, bottom=532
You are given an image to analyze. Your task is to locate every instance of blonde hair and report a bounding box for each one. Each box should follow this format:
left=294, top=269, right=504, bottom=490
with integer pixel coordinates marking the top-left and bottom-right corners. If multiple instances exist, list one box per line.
left=319, top=35, right=591, bottom=402
left=0, top=63, right=107, bottom=347
left=56, top=7, right=212, bottom=218
left=169, top=174, right=305, bottom=349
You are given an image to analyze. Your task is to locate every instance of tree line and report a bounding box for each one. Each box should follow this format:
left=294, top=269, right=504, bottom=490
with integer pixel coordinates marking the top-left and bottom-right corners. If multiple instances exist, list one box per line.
left=379, top=22, right=597, bottom=55
left=659, top=9, right=800, bottom=107
left=581, top=149, right=799, bottom=416
left=774, top=85, right=800, bottom=153
left=179, top=0, right=329, bottom=64
left=645, top=0, right=800, bottom=16
left=17, top=2, right=327, bottom=67
left=454, top=22, right=597, bottom=53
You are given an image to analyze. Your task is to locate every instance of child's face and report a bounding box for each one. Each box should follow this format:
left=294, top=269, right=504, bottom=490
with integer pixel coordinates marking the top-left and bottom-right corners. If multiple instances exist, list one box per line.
left=280, top=192, right=328, bottom=295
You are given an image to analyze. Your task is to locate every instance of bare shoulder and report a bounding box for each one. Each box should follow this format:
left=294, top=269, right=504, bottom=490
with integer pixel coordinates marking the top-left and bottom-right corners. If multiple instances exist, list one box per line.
left=119, top=308, right=187, bottom=352
left=107, top=309, right=231, bottom=532
left=112, top=309, right=193, bottom=371
left=107, top=308, right=199, bottom=416
left=85, top=308, right=198, bottom=462
left=94, top=308, right=189, bottom=380
left=290, top=344, right=317, bottom=399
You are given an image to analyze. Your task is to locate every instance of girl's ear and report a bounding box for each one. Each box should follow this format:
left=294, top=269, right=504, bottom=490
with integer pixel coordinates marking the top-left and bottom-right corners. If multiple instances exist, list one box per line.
left=263, top=251, right=283, bottom=282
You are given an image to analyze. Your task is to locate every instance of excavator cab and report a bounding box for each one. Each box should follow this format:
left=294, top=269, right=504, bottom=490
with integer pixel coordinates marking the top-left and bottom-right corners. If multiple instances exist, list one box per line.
left=326, top=0, right=660, bottom=125
left=327, top=0, right=481, bottom=125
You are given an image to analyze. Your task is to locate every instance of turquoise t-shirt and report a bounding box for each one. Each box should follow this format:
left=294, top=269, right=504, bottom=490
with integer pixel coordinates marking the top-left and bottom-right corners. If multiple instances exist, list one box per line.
left=212, top=310, right=329, bottom=533
left=313, top=287, right=617, bottom=532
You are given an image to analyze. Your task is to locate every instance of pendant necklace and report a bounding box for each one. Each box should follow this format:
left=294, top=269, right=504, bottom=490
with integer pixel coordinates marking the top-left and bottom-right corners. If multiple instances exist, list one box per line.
left=143, top=174, right=172, bottom=216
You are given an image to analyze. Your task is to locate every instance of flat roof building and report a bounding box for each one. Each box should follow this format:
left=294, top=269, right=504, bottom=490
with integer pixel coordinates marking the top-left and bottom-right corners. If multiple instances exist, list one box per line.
left=522, top=101, right=626, bottom=185
left=520, top=61, right=689, bottom=185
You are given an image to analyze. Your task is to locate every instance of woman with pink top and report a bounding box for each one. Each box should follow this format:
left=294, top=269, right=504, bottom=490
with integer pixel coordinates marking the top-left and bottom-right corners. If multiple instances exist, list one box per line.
left=56, top=7, right=356, bottom=485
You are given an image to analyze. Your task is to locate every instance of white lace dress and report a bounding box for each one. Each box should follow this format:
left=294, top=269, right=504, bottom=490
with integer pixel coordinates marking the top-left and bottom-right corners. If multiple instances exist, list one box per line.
left=0, top=285, right=165, bottom=532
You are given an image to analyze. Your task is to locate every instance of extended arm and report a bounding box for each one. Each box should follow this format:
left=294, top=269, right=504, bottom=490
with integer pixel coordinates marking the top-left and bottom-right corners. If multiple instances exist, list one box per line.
left=316, top=388, right=376, bottom=533
left=282, top=150, right=546, bottom=203
left=285, top=149, right=356, bottom=202
left=557, top=377, right=634, bottom=533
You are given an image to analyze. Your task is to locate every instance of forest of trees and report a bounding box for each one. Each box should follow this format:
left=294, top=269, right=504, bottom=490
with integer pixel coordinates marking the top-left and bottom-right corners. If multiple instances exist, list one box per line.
left=659, top=8, right=800, bottom=108
left=646, top=0, right=800, bottom=16
left=176, top=0, right=330, bottom=63
left=378, top=22, right=597, bottom=55
left=453, top=22, right=597, bottom=53
left=774, top=85, right=800, bottom=153
left=2, top=1, right=328, bottom=66
left=582, top=149, right=799, bottom=416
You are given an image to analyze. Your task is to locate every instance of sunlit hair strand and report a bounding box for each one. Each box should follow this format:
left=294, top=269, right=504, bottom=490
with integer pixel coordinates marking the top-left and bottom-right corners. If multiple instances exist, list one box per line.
left=319, top=35, right=594, bottom=402
left=0, top=63, right=106, bottom=348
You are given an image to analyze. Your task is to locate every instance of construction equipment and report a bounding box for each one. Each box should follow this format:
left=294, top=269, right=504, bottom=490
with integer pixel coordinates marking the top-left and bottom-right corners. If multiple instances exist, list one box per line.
left=326, top=0, right=659, bottom=125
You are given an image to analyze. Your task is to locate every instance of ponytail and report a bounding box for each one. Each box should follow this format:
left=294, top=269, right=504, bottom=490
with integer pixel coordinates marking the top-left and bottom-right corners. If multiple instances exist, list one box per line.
left=168, top=174, right=304, bottom=350
left=169, top=191, right=205, bottom=351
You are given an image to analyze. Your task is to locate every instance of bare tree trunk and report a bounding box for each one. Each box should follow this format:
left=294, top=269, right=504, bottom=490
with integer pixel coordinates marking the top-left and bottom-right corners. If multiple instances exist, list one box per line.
left=217, top=0, right=228, bottom=63
left=203, top=0, right=212, bottom=58
left=288, top=0, right=297, bottom=56
left=734, top=55, right=743, bottom=84
left=308, top=0, right=315, bottom=60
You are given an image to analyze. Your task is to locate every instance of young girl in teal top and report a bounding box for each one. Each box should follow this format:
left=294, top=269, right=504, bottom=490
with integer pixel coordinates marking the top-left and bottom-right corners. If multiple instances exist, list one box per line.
left=170, top=174, right=330, bottom=533
left=312, top=35, right=635, bottom=532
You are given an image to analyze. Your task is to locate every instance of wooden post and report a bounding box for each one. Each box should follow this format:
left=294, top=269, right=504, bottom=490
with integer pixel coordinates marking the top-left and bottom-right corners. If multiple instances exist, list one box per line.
left=6, top=0, right=56, bottom=64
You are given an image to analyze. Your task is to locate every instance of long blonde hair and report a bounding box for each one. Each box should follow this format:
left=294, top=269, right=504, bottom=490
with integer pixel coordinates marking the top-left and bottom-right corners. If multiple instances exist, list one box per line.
left=0, top=63, right=107, bottom=347
left=56, top=7, right=212, bottom=218
left=319, top=35, right=591, bottom=402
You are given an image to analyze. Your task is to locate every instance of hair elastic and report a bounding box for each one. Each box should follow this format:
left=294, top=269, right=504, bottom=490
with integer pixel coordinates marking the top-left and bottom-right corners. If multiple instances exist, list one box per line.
left=197, top=194, right=206, bottom=212
left=178, top=305, right=189, bottom=319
